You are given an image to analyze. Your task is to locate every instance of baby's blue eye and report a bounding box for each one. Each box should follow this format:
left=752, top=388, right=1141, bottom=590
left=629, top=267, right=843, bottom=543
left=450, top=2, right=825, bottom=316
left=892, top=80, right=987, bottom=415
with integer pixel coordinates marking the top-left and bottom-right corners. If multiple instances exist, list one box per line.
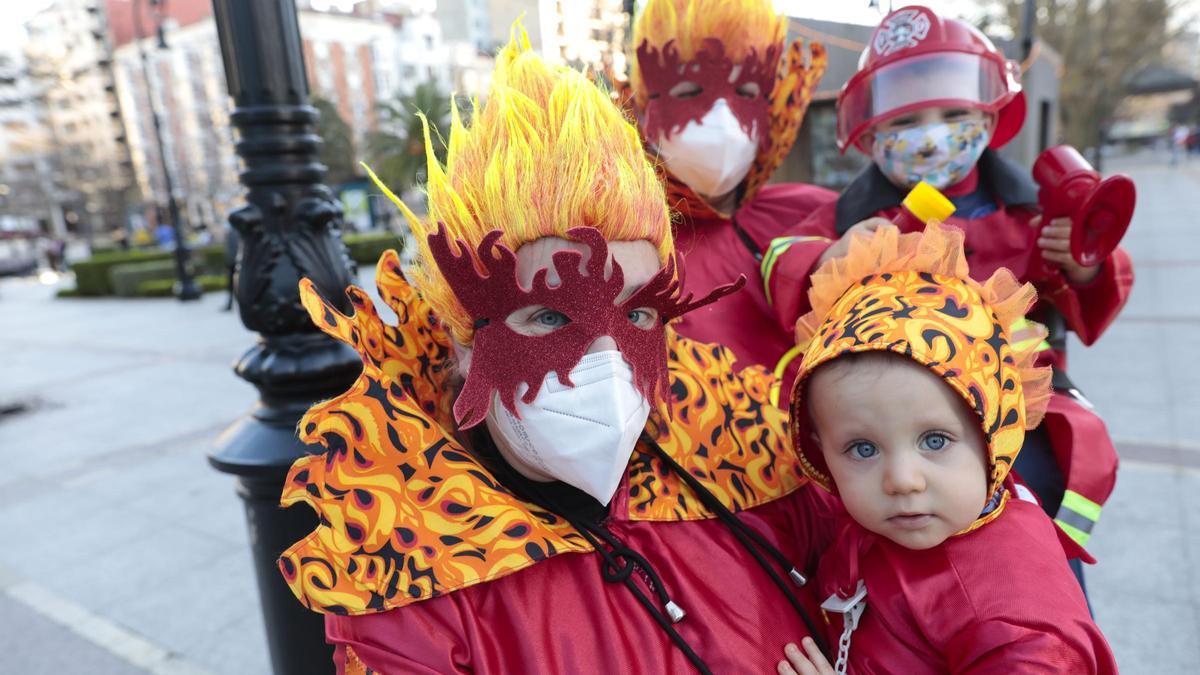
left=847, top=442, right=879, bottom=460
left=920, top=433, right=950, bottom=451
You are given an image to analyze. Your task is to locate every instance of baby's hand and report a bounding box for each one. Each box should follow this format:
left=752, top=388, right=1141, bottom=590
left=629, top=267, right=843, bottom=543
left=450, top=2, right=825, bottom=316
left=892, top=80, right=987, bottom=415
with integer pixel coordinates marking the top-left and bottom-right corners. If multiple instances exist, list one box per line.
left=1031, top=215, right=1102, bottom=285
left=776, top=637, right=835, bottom=675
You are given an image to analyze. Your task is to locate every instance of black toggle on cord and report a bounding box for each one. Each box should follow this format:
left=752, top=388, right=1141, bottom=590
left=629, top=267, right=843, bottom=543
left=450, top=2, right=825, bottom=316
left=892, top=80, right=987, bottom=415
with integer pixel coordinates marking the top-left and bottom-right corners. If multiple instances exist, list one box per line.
left=641, top=433, right=831, bottom=657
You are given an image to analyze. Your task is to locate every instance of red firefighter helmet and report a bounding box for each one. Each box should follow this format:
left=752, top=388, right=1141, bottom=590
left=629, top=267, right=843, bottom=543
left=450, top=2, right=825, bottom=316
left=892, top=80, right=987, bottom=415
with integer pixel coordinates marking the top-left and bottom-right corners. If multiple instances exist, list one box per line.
left=837, top=5, right=1025, bottom=153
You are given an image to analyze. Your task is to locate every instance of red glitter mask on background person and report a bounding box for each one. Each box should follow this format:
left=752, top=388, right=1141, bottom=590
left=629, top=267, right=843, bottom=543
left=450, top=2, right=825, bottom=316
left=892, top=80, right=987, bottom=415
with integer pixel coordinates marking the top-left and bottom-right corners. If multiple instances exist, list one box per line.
left=637, top=37, right=778, bottom=149
left=428, top=225, right=745, bottom=428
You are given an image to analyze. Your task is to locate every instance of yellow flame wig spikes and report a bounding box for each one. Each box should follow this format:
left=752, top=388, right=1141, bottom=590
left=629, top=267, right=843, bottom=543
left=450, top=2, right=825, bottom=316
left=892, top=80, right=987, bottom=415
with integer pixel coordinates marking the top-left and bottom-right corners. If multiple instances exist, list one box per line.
left=367, top=28, right=672, bottom=346
left=631, top=0, right=788, bottom=104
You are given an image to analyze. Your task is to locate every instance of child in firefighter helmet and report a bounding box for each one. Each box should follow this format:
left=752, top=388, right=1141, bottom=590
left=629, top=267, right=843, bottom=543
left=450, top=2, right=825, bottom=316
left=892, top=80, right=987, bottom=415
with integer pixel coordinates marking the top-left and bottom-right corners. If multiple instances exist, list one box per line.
left=776, top=222, right=1115, bottom=674
left=763, top=5, right=1131, bottom=589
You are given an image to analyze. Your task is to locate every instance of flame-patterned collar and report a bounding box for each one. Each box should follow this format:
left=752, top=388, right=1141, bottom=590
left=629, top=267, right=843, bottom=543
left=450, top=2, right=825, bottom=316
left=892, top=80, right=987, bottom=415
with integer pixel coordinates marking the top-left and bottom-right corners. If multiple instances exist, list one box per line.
left=279, top=250, right=804, bottom=615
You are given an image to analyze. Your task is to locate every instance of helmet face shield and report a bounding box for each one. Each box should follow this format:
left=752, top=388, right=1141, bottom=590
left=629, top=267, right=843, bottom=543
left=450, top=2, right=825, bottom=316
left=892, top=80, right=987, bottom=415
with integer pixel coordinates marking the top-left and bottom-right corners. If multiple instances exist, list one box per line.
left=838, top=51, right=1014, bottom=152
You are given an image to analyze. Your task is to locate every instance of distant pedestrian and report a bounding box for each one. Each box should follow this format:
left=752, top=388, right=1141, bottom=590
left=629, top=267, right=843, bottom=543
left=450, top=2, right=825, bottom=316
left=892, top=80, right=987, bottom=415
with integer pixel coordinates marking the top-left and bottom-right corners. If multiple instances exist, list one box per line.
left=1171, top=124, right=1188, bottom=166
left=155, top=222, right=175, bottom=249
left=45, top=237, right=66, bottom=272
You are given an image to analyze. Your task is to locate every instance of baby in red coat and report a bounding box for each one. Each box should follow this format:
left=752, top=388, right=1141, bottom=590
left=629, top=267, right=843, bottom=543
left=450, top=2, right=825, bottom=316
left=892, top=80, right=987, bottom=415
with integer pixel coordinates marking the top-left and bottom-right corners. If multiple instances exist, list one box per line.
left=776, top=222, right=1116, bottom=674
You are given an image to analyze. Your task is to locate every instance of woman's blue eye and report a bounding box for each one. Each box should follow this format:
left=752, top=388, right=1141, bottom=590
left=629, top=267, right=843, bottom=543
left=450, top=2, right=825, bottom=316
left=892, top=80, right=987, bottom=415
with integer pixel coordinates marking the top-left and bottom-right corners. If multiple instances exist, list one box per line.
left=535, top=310, right=570, bottom=328
left=626, top=308, right=658, bottom=327
left=847, top=442, right=879, bottom=460
left=921, top=433, right=950, bottom=451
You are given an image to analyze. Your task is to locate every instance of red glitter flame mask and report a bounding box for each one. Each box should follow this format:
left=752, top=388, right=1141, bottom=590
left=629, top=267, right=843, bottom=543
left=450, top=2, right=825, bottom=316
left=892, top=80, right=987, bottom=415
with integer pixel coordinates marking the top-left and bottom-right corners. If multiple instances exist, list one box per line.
left=428, top=225, right=745, bottom=428
left=637, top=37, right=778, bottom=150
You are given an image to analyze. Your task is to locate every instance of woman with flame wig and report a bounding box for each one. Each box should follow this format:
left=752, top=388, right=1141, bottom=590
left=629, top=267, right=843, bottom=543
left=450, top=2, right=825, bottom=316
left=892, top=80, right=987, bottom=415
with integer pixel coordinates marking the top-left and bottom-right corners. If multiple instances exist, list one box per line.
left=621, top=0, right=834, bottom=398
left=278, top=28, right=835, bottom=674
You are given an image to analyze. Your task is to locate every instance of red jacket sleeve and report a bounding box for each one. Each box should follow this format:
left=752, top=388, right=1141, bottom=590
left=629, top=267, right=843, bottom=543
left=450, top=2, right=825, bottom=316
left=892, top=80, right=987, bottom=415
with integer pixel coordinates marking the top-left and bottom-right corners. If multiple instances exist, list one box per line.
left=761, top=201, right=839, bottom=334
left=327, top=595, right=474, bottom=674
left=1040, top=246, right=1134, bottom=345
left=944, top=617, right=1118, bottom=674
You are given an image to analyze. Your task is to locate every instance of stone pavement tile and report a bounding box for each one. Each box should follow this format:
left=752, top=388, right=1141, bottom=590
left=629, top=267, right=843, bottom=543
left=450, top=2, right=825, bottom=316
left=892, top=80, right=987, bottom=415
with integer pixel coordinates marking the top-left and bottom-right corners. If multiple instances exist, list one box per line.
left=1092, top=590, right=1200, bottom=675
left=27, top=519, right=237, bottom=618
left=104, top=549, right=265, bottom=675
left=7, top=292, right=253, bottom=362
left=2, top=361, right=255, bottom=479
left=1161, top=329, right=1200, bottom=448
left=0, top=594, right=151, bottom=675
left=0, top=493, right=167, bottom=610
left=1097, top=464, right=1184, bottom=527
left=193, top=611, right=272, bottom=675
left=1176, top=470, right=1200, bottom=605
left=1090, top=467, right=1188, bottom=607
left=1068, top=324, right=1173, bottom=445
left=1, top=342, right=152, bottom=399
left=122, top=464, right=251, bottom=549
left=60, top=437, right=251, bottom=549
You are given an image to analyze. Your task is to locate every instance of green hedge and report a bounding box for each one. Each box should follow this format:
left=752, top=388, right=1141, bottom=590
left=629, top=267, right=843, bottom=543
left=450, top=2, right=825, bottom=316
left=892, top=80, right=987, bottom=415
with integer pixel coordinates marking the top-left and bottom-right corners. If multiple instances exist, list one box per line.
left=71, top=250, right=173, bottom=296
left=110, top=260, right=179, bottom=297
left=68, top=232, right=395, bottom=297
left=70, top=245, right=227, bottom=296
left=345, top=231, right=402, bottom=264
left=135, top=274, right=227, bottom=297
left=197, top=245, right=226, bottom=273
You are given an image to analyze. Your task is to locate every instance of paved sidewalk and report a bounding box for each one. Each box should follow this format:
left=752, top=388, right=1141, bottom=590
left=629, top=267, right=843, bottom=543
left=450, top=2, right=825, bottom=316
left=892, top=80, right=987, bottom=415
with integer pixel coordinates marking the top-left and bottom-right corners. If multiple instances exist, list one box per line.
left=0, top=153, right=1197, bottom=674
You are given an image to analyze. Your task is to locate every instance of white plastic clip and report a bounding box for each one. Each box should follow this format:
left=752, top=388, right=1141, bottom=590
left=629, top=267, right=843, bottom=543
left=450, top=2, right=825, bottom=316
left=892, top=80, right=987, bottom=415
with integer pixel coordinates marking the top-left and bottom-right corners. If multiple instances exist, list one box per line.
left=820, top=581, right=868, bottom=675
left=665, top=600, right=686, bottom=624
left=789, top=567, right=808, bottom=586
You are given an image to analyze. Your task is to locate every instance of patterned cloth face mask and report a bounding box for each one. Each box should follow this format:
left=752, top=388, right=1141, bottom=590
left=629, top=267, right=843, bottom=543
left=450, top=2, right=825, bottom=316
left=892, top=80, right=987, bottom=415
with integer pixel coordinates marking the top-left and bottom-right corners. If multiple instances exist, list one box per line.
left=870, top=118, right=990, bottom=190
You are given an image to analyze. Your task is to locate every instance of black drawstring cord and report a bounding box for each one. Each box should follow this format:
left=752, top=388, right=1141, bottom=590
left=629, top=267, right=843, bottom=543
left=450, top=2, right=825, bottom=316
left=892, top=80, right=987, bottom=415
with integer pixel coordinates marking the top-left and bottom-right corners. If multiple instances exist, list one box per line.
left=642, top=433, right=830, bottom=657
left=507, top=469, right=710, bottom=675
left=565, top=518, right=713, bottom=675
left=643, top=433, right=806, bottom=580
left=585, top=518, right=683, bottom=620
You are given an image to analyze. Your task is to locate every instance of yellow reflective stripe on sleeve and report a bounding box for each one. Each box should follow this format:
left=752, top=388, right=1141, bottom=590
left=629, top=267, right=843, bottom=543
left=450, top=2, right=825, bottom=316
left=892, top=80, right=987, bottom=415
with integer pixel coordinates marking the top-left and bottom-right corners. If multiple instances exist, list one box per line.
left=761, top=235, right=832, bottom=306
left=1061, top=489, right=1103, bottom=522
left=1054, top=518, right=1092, bottom=547
left=1054, top=490, right=1102, bottom=548
left=768, top=342, right=807, bottom=407
left=1009, top=316, right=1052, bottom=353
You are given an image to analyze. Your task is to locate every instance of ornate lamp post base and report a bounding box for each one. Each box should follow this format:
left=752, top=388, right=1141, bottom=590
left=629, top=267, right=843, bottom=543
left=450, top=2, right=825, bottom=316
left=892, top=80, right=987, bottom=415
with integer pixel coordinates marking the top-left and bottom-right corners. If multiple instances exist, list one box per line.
left=209, top=1, right=361, bottom=672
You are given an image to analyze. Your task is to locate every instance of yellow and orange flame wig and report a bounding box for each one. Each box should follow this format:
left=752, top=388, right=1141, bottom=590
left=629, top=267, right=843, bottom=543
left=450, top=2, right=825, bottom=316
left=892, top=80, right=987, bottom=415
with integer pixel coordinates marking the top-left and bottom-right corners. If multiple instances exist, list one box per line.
left=368, top=27, right=671, bottom=345
left=631, top=0, right=788, bottom=105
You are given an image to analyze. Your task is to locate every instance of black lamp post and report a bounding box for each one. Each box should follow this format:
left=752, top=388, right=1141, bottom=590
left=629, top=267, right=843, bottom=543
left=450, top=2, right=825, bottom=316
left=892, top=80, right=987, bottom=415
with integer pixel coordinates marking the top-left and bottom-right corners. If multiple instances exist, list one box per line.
left=208, top=1, right=361, bottom=673
left=133, top=0, right=201, bottom=301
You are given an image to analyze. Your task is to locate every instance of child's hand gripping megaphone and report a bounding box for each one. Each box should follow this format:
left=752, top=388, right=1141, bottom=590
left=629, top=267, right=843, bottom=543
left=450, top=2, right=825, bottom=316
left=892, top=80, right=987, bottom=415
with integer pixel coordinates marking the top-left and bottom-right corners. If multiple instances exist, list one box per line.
left=1032, top=145, right=1136, bottom=273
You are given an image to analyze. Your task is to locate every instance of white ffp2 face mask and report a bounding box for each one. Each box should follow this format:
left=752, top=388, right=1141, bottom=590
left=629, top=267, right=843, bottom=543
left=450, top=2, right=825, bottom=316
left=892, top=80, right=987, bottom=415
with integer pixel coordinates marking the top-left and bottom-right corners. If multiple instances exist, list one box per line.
left=655, top=99, right=759, bottom=200
left=485, top=351, right=651, bottom=505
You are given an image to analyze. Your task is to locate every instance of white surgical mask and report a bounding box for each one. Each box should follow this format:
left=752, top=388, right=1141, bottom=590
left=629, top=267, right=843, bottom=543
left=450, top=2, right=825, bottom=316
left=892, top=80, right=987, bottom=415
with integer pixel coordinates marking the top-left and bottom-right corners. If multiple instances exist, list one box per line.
left=485, top=350, right=650, bottom=505
left=655, top=99, right=759, bottom=200
left=871, top=119, right=990, bottom=190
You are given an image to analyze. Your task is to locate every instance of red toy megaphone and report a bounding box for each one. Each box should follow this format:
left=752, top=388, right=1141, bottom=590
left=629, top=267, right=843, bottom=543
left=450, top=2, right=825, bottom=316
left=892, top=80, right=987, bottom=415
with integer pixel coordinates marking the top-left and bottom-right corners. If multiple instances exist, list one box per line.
left=1032, top=145, right=1136, bottom=268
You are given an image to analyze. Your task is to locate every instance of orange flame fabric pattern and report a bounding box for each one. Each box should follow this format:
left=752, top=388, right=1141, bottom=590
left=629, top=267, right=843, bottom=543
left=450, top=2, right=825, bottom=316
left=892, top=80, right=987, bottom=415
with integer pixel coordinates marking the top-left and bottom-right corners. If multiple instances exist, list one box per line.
left=278, top=253, right=805, bottom=615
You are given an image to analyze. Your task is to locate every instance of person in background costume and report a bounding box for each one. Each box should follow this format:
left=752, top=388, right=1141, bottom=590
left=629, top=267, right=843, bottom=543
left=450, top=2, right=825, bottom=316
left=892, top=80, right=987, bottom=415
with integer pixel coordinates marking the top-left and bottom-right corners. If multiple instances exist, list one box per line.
left=761, top=5, right=1132, bottom=583
left=625, top=0, right=832, bottom=389
left=278, top=30, right=836, bottom=674
left=777, top=223, right=1116, bottom=675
